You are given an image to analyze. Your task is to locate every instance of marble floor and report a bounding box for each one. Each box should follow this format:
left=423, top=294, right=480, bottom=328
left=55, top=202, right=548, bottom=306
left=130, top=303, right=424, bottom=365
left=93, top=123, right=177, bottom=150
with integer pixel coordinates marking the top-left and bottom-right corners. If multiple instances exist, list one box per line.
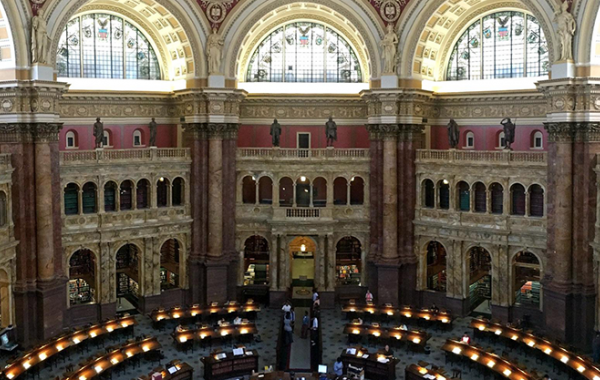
left=0, top=306, right=576, bottom=379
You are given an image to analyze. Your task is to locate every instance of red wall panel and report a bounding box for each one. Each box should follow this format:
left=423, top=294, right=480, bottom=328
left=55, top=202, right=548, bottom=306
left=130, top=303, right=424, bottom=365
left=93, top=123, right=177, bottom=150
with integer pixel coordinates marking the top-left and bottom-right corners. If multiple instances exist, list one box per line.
left=237, top=125, right=370, bottom=148
left=59, top=124, right=178, bottom=151
left=430, top=124, right=548, bottom=151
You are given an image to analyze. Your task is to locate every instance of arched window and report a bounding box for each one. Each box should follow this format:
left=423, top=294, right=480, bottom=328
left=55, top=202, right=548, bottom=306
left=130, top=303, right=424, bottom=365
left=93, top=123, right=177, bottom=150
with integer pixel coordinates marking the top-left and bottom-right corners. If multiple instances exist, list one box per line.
left=160, top=239, right=181, bottom=289
left=133, top=130, right=143, bottom=146
left=172, top=178, right=184, bottom=206
left=136, top=179, right=149, bottom=209
left=498, top=131, right=506, bottom=148
left=156, top=177, right=169, bottom=207
left=66, top=130, right=78, bottom=148
left=103, top=130, right=111, bottom=147
left=511, top=183, right=526, bottom=216
left=64, top=183, right=79, bottom=215
left=439, top=180, right=450, bottom=210
left=82, top=182, right=97, bottom=214
left=242, top=176, right=257, bottom=204
left=246, top=22, right=362, bottom=83
left=313, top=177, right=327, bottom=207
left=423, top=179, right=435, bottom=208
left=447, top=11, right=549, bottom=80
left=279, top=177, right=293, bottom=207
left=426, top=241, right=446, bottom=292
left=69, top=249, right=96, bottom=306
left=0, top=192, right=6, bottom=227
left=334, top=177, right=348, bottom=205
left=296, top=176, right=310, bottom=207
left=532, top=131, right=543, bottom=149
left=244, top=236, right=270, bottom=286
left=258, top=177, right=273, bottom=205
left=474, top=182, right=486, bottom=212
left=529, top=184, right=544, bottom=217
left=120, top=180, right=133, bottom=210
left=513, top=251, right=541, bottom=307
left=57, top=13, right=161, bottom=80
left=350, top=177, right=364, bottom=205
left=490, top=183, right=504, bottom=214
left=336, top=237, right=361, bottom=286
left=104, top=181, right=117, bottom=212
left=465, top=131, right=475, bottom=148
left=457, top=181, right=470, bottom=211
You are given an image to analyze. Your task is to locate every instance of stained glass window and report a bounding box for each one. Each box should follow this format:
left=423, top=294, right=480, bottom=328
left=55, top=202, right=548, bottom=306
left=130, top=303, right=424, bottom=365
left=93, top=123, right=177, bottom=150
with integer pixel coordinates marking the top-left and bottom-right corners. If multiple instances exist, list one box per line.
left=246, top=22, right=362, bottom=83
left=447, top=11, right=548, bottom=80
left=57, top=13, right=161, bottom=80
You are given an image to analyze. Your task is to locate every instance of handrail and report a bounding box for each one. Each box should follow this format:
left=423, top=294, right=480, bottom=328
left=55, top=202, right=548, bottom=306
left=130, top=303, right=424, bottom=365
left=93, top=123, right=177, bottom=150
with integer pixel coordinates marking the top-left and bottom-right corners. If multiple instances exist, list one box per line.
left=237, top=148, right=370, bottom=159
left=416, top=149, right=546, bottom=164
left=60, top=148, right=190, bottom=165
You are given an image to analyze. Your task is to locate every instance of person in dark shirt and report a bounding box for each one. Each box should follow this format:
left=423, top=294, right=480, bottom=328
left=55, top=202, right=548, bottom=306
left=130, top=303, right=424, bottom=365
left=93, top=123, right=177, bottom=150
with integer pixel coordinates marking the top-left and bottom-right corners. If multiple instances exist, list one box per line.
left=382, top=344, right=394, bottom=357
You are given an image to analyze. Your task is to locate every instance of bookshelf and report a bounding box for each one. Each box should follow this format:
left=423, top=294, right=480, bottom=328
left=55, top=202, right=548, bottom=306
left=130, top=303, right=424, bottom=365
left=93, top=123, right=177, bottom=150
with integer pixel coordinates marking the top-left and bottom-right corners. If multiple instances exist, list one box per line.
left=202, top=349, right=258, bottom=380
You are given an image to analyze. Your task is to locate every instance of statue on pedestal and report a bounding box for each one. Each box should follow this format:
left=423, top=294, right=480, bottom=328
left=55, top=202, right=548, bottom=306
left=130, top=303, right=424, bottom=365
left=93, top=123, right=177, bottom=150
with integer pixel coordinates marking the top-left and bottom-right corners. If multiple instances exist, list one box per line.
left=380, top=23, right=399, bottom=74
left=93, top=117, right=104, bottom=149
left=31, top=9, right=50, bottom=64
left=270, top=118, right=281, bottom=147
left=206, top=28, right=224, bottom=75
left=554, top=1, right=576, bottom=61
left=447, top=119, right=460, bottom=149
left=325, top=117, right=338, bottom=147
left=149, top=118, right=157, bottom=147
left=501, top=118, right=516, bottom=150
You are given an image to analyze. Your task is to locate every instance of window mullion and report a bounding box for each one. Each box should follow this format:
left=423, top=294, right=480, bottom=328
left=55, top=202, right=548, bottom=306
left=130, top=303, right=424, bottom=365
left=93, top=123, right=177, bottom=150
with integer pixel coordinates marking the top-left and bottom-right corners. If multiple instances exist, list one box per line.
left=480, top=19, right=483, bottom=79
left=282, top=25, right=286, bottom=83
left=79, top=17, right=84, bottom=77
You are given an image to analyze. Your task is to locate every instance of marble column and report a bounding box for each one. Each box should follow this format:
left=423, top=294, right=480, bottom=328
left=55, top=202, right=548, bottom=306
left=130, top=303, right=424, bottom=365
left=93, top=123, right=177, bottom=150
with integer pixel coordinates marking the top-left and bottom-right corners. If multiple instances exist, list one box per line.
left=326, top=234, right=335, bottom=292
left=207, top=125, right=223, bottom=259
left=381, top=127, right=398, bottom=262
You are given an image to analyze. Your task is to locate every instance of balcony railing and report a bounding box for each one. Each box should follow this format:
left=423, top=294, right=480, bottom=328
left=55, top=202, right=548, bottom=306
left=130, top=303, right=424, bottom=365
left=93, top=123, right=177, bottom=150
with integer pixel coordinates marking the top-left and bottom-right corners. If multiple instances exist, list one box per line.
left=416, top=149, right=546, bottom=164
left=60, top=148, right=191, bottom=165
left=237, top=148, right=370, bottom=160
left=286, top=208, right=320, bottom=218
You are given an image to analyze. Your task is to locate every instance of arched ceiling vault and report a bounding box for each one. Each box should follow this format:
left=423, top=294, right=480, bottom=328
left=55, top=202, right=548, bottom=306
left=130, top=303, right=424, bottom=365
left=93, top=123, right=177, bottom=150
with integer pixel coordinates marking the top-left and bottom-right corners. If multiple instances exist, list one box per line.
left=397, top=0, right=558, bottom=81
left=222, top=0, right=385, bottom=81
left=43, top=0, right=208, bottom=78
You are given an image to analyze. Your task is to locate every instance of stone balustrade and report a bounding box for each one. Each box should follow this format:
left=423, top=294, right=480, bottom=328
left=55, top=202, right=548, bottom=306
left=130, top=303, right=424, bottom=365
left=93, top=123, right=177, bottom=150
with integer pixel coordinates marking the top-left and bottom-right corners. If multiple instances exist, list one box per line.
left=60, top=148, right=191, bottom=165
left=416, top=149, right=547, bottom=165
left=237, top=148, right=370, bottom=161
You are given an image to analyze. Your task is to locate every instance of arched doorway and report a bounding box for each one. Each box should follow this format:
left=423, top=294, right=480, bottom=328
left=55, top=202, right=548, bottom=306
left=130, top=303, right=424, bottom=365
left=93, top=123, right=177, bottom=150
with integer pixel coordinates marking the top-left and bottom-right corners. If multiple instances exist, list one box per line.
left=289, top=237, right=316, bottom=288
left=243, top=236, right=269, bottom=285
left=160, top=239, right=181, bottom=290
left=426, top=241, right=446, bottom=292
left=335, top=237, right=361, bottom=286
left=68, top=249, right=96, bottom=306
left=116, top=244, right=141, bottom=310
left=513, top=251, right=541, bottom=307
left=468, top=247, right=492, bottom=314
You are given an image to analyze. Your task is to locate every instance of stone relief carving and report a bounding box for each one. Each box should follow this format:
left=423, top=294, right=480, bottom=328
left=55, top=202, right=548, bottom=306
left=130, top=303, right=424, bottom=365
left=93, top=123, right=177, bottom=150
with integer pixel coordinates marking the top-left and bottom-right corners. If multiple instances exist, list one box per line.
left=31, top=8, right=51, bottom=64
left=553, top=1, right=576, bottom=61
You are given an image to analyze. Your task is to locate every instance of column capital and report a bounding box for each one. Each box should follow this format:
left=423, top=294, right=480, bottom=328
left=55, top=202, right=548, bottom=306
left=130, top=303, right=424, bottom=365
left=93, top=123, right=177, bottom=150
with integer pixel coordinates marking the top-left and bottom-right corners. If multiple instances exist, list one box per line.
left=182, top=123, right=207, bottom=140
left=574, top=122, right=600, bottom=142
left=544, top=122, right=575, bottom=143
left=32, top=123, right=62, bottom=143
left=366, top=124, right=401, bottom=140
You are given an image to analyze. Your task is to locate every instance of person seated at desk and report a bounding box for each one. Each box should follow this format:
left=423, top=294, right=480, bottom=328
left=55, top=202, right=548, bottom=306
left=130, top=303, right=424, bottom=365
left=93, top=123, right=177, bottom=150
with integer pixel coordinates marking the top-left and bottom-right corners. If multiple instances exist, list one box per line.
left=461, top=332, right=471, bottom=345
left=365, top=289, right=374, bottom=304
left=217, top=318, right=228, bottom=327
left=176, top=324, right=186, bottom=332
left=542, top=375, right=551, bottom=380
left=399, top=323, right=408, bottom=330
left=355, top=318, right=363, bottom=325
left=334, top=357, right=344, bottom=376
left=233, top=316, right=242, bottom=325
left=381, top=344, right=393, bottom=357
left=430, top=304, right=439, bottom=313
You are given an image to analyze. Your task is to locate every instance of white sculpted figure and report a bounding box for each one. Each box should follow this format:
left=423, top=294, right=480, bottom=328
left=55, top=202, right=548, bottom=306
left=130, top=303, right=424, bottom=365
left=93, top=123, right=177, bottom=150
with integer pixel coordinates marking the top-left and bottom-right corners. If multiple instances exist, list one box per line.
left=380, top=23, right=399, bottom=74
left=554, top=1, right=576, bottom=61
left=207, top=28, right=224, bottom=75
left=31, top=8, right=50, bottom=64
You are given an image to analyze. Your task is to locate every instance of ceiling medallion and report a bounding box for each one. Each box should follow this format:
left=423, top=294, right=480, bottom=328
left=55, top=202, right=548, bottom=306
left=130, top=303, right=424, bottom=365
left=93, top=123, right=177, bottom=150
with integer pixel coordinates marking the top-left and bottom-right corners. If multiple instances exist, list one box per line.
left=379, top=0, right=401, bottom=23
left=206, top=3, right=226, bottom=23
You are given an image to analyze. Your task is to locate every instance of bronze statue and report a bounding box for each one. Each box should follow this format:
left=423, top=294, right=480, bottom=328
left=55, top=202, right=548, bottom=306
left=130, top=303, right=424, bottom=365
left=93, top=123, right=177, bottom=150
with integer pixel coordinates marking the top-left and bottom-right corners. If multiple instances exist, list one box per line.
left=270, top=118, right=281, bottom=147
left=149, top=118, right=157, bottom=147
left=500, top=118, right=516, bottom=150
left=325, top=116, right=337, bottom=147
left=447, top=119, right=460, bottom=149
left=93, top=117, right=104, bottom=149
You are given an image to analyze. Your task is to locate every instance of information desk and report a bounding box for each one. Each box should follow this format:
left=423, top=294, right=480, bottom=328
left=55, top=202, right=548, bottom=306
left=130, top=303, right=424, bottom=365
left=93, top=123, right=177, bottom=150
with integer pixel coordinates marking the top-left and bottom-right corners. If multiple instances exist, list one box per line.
left=63, top=337, right=161, bottom=380
left=341, top=347, right=399, bottom=380
left=1, top=315, right=137, bottom=380
left=201, top=348, right=258, bottom=380
left=136, top=360, right=193, bottom=380
left=343, top=323, right=430, bottom=348
left=172, top=322, right=257, bottom=344
left=150, top=300, right=261, bottom=322
left=471, top=318, right=600, bottom=380
left=405, top=363, right=456, bottom=380
left=441, top=339, right=533, bottom=380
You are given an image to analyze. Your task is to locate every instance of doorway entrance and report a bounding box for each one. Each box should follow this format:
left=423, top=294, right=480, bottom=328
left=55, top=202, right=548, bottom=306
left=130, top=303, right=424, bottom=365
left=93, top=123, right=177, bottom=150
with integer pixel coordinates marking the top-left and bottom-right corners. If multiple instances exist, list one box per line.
left=468, top=247, right=492, bottom=315
left=116, top=244, right=141, bottom=313
left=289, top=237, right=316, bottom=307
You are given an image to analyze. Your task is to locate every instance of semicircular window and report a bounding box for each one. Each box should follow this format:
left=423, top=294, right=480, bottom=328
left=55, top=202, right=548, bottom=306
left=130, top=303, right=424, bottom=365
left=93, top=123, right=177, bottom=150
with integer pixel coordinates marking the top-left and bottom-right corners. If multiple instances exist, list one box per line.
left=246, top=22, right=362, bottom=83
left=57, top=13, right=161, bottom=80
left=446, top=11, right=549, bottom=80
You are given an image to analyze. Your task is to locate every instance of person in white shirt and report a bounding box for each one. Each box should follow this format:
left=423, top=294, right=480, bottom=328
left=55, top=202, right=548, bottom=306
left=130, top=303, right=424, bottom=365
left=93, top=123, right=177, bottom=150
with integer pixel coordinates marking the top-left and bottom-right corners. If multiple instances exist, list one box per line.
left=312, top=316, right=319, bottom=330
left=312, top=290, right=319, bottom=302
left=282, top=300, right=292, bottom=313
left=233, top=316, right=242, bottom=325
left=399, top=323, right=408, bottom=330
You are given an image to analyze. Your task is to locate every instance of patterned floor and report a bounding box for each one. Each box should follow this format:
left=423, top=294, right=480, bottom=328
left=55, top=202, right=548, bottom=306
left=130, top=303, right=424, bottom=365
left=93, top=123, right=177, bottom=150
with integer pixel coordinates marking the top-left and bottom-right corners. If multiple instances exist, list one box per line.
left=0, top=306, right=573, bottom=379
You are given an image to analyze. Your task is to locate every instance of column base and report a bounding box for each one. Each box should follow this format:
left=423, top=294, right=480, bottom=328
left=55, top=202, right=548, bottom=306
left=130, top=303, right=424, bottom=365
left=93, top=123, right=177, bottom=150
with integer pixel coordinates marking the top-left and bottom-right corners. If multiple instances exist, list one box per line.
left=319, top=291, right=335, bottom=309
left=13, top=287, right=37, bottom=344
left=399, top=263, right=417, bottom=306
left=37, top=279, right=67, bottom=340
left=374, top=263, right=400, bottom=305
left=206, top=262, right=229, bottom=303
left=543, top=287, right=573, bottom=345
left=188, top=258, right=206, bottom=305
left=269, top=290, right=287, bottom=309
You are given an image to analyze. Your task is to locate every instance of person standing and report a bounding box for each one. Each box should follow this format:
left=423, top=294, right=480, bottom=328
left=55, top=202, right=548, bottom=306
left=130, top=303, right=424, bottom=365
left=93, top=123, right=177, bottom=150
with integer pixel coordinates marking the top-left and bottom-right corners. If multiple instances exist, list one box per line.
left=461, top=332, right=471, bottom=345
left=312, top=289, right=319, bottom=303
left=284, top=312, right=293, bottom=344
left=301, top=311, right=310, bottom=339
left=593, top=332, right=600, bottom=362
left=333, top=357, right=344, bottom=376
left=282, top=300, right=292, bottom=313
left=365, top=289, right=374, bottom=303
